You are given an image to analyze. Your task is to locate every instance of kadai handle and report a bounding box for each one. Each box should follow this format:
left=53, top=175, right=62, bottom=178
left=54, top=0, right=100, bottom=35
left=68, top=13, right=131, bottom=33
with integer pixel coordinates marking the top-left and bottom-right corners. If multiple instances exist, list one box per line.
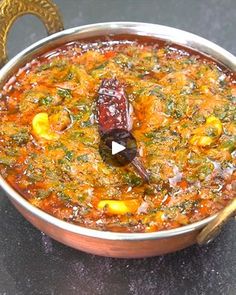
left=0, top=0, right=64, bottom=67
left=197, top=198, right=236, bottom=245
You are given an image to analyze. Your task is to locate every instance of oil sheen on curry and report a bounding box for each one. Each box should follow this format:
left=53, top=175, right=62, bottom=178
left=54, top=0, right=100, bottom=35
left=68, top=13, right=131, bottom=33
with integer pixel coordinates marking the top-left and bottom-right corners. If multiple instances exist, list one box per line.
left=0, top=36, right=235, bottom=233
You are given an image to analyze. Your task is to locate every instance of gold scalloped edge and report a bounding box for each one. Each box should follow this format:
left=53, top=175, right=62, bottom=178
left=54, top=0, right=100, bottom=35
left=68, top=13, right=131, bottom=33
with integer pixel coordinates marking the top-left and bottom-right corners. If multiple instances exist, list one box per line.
left=0, top=0, right=64, bottom=67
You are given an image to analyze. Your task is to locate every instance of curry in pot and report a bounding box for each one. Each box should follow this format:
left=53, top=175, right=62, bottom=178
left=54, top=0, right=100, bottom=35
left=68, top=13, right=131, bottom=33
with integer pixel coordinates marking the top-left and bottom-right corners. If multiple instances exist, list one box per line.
left=0, top=36, right=235, bottom=232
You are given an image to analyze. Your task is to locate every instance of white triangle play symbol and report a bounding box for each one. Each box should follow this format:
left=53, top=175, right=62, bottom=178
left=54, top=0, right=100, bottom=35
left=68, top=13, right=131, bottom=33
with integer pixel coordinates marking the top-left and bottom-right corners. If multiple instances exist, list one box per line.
left=112, top=141, right=126, bottom=155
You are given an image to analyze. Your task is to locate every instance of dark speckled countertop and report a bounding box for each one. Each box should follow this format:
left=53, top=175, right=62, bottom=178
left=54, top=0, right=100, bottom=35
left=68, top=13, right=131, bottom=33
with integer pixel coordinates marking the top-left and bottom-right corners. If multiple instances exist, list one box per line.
left=0, top=0, right=235, bottom=294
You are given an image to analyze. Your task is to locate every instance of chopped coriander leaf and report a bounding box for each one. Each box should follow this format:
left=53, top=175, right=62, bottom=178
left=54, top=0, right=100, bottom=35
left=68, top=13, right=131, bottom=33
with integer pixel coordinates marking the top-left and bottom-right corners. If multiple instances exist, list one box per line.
left=65, top=150, right=74, bottom=161
left=36, top=189, right=51, bottom=199
left=123, top=173, right=142, bottom=186
left=57, top=192, right=71, bottom=202
left=10, top=130, right=30, bottom=145
left=77, top=154, right=89, bottom=162
left=39, top=96, right=53, bottom=106
left=92, top=61, right=108, bottom=71
left=57, top=88, right=72, bottom=99
left=0, top=156, right=15, bottom=166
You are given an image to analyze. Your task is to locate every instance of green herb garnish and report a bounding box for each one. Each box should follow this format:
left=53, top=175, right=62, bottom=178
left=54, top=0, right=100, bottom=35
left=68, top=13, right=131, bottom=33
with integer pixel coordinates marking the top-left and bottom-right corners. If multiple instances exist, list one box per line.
left=57, top=88, right=72, bottom=99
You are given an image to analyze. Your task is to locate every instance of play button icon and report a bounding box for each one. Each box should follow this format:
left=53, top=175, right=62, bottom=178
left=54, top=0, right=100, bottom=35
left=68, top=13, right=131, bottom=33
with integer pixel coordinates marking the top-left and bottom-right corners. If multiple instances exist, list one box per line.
left=99, top=129, right=137, bottom=167
left=112, top=141, right=126, bottom=155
